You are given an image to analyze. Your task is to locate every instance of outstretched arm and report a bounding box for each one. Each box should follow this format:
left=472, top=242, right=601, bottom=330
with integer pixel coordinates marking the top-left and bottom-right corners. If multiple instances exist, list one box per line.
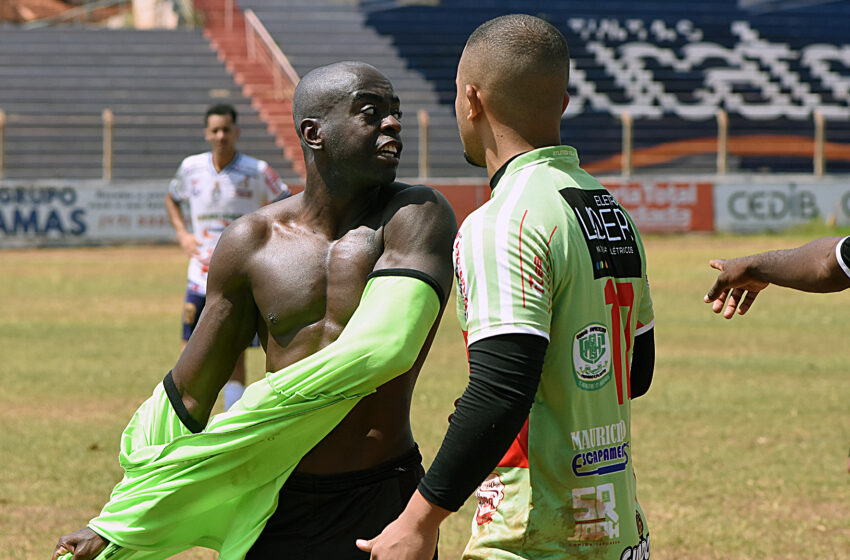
left=704, top=236, right=850, bottom=319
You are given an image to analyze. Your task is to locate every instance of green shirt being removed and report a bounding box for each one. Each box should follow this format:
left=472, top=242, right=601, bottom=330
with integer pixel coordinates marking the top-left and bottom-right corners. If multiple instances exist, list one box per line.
left=59, top=273, right=441, bottom=560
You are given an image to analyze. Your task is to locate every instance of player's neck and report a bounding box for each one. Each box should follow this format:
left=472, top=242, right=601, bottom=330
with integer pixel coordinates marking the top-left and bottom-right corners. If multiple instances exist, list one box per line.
left=484, top=122, right=561, bottom=178
left=212, top=149, right=237, bottom=172
left=301, top=168, right=383, bottom=237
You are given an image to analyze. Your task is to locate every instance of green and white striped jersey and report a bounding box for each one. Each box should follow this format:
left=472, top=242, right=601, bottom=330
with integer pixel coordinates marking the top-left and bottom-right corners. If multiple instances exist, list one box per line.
left=454, top=146, right=654, bottom=560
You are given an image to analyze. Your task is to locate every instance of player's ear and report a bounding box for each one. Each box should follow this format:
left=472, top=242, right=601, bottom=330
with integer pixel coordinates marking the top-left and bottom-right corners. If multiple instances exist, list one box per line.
left=464, top=84, right=483, bottom=120
left=300, top=118, right=323, bottom=150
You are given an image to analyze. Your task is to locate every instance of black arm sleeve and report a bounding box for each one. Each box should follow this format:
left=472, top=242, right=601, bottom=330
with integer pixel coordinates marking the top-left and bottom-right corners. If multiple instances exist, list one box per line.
left=630, top=329, right=655, bottom=399
left=417, top=333, right=548, bottom=512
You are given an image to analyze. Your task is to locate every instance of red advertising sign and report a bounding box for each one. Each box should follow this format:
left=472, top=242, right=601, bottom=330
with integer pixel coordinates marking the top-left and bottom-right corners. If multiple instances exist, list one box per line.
left=602, top=181, right=714, bottom=232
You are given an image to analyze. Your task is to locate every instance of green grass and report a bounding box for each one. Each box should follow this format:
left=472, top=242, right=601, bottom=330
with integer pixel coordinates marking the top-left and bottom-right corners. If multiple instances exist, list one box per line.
left=1, top=236, right=848, bottom=559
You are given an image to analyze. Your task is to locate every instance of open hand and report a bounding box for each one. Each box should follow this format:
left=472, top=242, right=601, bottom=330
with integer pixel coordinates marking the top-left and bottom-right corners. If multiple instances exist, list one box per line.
left=704, top=257, right=769, bottom=319
left=177, top=230, right=202, bottom=259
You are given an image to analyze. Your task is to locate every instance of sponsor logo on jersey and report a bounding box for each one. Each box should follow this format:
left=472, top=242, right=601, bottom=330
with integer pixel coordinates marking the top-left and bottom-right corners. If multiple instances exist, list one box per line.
left=571, top=420, right=630, bottom=477
left=236, top=175, right=253, bottom=198
left=474, top=473, right=504, bottom=526
left=573, top=323, right=611, bottom=390
left=560, top=187, right=642, bottom=280
left=620, top=533, right=650, bottom=560
left=567, top=482, right=620, bottom=542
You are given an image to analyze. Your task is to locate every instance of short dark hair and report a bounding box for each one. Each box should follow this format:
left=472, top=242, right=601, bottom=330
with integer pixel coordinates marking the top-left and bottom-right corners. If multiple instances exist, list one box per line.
left=205, top=103, right=238, bottom=125
left=466, top=14, right=569, bottom=84
left=462, top=14, right=569, bottom=121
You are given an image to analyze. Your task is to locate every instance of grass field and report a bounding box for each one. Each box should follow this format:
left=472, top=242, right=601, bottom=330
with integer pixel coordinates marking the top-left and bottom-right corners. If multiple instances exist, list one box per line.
left=1, top=232, right=848, bottom=559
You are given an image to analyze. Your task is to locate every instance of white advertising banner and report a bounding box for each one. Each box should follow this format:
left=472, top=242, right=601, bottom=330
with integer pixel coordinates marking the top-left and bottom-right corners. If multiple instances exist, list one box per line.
left=714, top=178, right=850, bottom=232
left=0, top=180, right=173, bottom=248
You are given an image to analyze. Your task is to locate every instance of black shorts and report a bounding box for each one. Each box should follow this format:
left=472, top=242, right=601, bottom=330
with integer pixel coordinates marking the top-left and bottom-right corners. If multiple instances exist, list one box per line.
left=247, top=446, right=438, bottom=559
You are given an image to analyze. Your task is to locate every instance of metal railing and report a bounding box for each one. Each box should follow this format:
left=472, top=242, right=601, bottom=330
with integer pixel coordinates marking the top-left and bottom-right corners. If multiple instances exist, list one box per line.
left=0, top=110, right=114, bottom=181
left=243, top=9, right=300, bottom=99
left=619, top=109, right=829, bottom=176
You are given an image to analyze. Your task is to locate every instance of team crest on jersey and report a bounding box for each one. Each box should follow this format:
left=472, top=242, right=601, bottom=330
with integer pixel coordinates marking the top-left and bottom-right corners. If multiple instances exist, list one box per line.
left=474, top=473, right=504, bottom=526
left=236, top=175, right=253, bottom=198
left=572, top=323, right=611, bottom=390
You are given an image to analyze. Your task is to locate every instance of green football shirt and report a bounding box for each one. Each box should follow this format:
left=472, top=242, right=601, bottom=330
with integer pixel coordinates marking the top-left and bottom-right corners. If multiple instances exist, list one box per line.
left=454, top=146, right=654, bottom=560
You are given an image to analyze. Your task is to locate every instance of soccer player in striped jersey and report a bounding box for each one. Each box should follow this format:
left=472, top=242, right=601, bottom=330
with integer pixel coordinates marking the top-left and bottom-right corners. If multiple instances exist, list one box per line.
left=165, top=103, right=290, bottom=410
left=359, top=14, right=656, bottom=560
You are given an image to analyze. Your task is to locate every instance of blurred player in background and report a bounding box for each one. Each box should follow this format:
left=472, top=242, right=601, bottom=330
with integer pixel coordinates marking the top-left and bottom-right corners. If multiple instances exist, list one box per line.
left=704, top=235, right=850, bottom=474
left=164, top=103, right=290, bottom=410
left=360, top=14, right=656, bottom=560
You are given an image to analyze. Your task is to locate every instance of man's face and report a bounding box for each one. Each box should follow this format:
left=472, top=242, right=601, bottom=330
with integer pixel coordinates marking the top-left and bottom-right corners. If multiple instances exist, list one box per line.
left=455, top=54, right=485, bottom=168
left=205, top=114, right=239, bottom=154
left=322, top=67, right=403, bottom=186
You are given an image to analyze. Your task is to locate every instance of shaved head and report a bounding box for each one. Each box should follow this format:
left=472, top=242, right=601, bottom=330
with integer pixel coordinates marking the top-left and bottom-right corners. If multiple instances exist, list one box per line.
left=292, top=61, right=385, bottom=145
left=460, top=14, right=569, bottom=122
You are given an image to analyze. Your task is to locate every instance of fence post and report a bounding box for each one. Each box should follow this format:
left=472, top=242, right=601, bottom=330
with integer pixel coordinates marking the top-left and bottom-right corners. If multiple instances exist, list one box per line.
left=102, top=108, right=114, bottom=181
left=814, top=109, right=824, bottom=177
left=0, top=109, right=5, bottom=180
left=621, top=111, right=632, bottom=177
left=716, top=109, right=728, bottom=175
left=418, top=109, right=429, bottom=179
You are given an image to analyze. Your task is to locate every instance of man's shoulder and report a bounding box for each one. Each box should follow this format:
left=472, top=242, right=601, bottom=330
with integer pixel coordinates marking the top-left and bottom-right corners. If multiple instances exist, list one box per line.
left=231, top=153, right=269, bottom=176
left=381, top=182, right=455, bottom=223
left=383, top=181, right=451, bottom=204
left=219, top=204, right=280, bottom=252
left=180, top=152, right=210, bottom=170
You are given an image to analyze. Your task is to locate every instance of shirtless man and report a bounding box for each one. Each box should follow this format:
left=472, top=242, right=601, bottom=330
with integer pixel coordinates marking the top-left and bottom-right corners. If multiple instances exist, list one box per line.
left=52, top=61, right=457, bottom=560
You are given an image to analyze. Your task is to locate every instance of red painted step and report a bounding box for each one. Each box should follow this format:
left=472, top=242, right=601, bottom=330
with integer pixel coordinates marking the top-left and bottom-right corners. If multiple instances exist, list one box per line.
left=194, top=0, right=304, bottom=176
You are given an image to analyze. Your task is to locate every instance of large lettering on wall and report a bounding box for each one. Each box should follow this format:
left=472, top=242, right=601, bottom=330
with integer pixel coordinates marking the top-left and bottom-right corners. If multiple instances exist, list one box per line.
left=0, top=180, right=174, bottom=248
left=564, top=19, right=850, bottom=121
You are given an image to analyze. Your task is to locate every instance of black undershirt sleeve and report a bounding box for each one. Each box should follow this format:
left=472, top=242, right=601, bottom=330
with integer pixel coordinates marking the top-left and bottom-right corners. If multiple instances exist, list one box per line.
left=630, top=329, right=655, bottom=399
left=417, top=333, right=548, bottom=512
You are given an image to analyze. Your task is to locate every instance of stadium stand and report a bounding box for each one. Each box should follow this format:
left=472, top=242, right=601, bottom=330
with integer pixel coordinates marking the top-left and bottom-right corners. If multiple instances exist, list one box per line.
left=232, top=0, right=480, bottom=179
left=0, top=25, right=299, bottom=180
left=361, top=0, right=850, bottom=174
left=1, top=0, right=848, bottom=180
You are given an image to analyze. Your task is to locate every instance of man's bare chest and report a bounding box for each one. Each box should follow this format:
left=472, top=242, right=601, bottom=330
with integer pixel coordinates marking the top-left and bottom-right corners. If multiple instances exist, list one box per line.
left=250, top=226, right=383, bottom=343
